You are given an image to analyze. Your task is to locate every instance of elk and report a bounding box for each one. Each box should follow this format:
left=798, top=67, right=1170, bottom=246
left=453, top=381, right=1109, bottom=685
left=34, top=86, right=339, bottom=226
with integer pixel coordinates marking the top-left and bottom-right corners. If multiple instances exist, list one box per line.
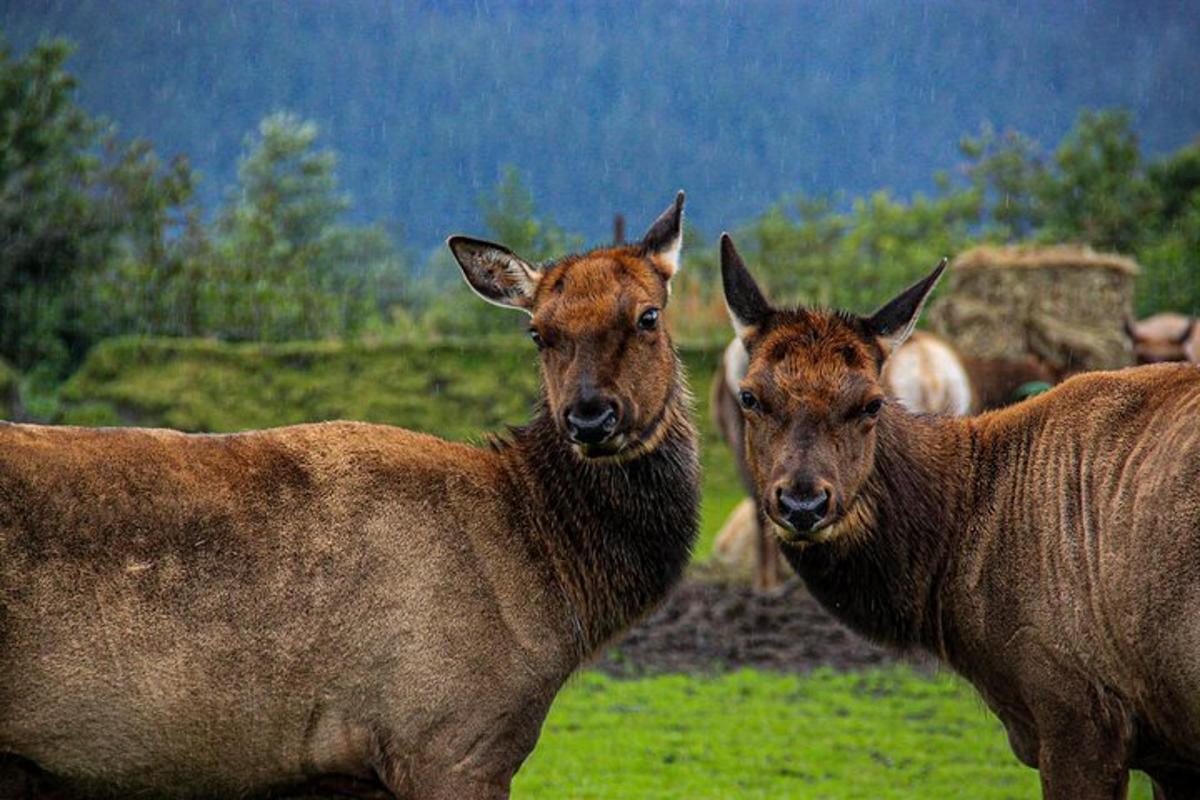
left=0, top=195, right=699, bottom=799
left=719, top=233, right=1200, bottom=798
left=712, top=328, right=972, bottom=589
left=1125, top=312, right=1199, bottom=364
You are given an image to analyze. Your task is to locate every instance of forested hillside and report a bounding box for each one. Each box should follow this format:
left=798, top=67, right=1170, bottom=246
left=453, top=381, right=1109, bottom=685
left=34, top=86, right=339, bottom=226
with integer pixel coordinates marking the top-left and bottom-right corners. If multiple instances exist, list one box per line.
left=2, top=0, right=1197, bottom=246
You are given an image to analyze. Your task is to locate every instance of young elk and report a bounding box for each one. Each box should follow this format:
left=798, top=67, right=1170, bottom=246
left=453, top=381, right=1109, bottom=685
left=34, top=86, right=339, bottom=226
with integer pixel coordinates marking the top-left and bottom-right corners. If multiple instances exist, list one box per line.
left=712, top=327, right=973, bottom=589
left=0, top=196, right=698, bottom=800
left=719, top=234, right=1200, bottom=799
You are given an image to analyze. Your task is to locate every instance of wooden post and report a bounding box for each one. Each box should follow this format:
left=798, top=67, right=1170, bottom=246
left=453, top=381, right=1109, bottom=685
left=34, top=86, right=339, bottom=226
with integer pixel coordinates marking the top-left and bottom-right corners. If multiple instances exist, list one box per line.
left=613, top=214, right=625, bottom=245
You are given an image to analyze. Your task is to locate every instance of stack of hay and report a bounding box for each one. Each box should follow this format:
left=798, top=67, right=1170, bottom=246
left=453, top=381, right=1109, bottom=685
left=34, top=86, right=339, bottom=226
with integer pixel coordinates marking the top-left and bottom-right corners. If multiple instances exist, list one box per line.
left=927, top=245, right=1139, bottom=373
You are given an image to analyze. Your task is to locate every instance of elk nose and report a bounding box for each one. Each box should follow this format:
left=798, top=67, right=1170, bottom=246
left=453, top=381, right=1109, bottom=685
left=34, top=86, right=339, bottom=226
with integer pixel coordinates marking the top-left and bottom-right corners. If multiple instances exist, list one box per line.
left=776, top=486, right=831, bottom=533
left=566, top=397, right=620, bottom=445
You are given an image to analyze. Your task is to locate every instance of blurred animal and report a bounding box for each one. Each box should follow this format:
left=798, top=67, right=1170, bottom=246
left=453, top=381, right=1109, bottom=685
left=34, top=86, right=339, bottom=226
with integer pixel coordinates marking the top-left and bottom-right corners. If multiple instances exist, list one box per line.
left=959, top=354, right=1059, bottom=411
left=720, top=233, right=1200, bottom=799
left=1125, top=312, right=1199, bottom=364
left=0, top=196, right=699, bottom=799
left=879, top=331, right=972, bottom=415
left=712, top=329, right=971, bottom=589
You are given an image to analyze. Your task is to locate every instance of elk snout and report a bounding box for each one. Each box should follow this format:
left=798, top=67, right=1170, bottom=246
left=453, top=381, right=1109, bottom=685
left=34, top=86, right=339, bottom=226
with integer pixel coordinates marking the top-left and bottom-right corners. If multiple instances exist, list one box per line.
left=565, top=394, right=621, bottom=446
left=771, top=481, right=834, bottom=535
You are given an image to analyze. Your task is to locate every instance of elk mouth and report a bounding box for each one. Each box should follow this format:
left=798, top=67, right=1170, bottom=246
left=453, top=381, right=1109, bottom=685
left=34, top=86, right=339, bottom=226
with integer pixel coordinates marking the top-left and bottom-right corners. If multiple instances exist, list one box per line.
left=573, top=433, right=630, bottom=460
left=765, top=504, right=843, bottom=544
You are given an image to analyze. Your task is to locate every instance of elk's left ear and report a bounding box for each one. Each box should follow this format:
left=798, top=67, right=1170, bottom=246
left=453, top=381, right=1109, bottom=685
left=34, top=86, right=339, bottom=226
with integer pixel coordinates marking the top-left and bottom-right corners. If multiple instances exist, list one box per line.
left=864, top=258, right=948, bottom=356
left=720, top=233, right=773, bottom=342
left=447, top=236, right=541, bottom=314
left=640, top=190, right=685, bottom=282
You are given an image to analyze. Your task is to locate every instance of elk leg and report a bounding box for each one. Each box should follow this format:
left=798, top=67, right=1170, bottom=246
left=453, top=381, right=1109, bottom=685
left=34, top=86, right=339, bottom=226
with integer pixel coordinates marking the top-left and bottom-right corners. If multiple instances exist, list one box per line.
left=1035, top=711, right=1133, bottom=800
left=752, top=503, right=780, bottom=592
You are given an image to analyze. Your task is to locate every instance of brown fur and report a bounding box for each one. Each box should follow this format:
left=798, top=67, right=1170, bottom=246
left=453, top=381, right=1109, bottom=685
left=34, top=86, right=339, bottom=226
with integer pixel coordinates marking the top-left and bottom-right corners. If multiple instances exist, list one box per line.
left=0, top=200, right=699, bottom=799
left=712, top=330, right=977, bottom=590
left=1126, top=312, right=1199, bottom=365
left=721, top=236, right=1200, bottom=798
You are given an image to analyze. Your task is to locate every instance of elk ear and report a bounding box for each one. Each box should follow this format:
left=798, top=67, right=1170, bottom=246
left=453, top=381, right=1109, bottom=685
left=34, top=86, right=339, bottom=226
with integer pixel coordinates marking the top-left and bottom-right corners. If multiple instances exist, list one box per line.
left=720, top=233, right=773, bottom=342
left=640, top=190, right=685, bottom=281
left=865, top=258, right=948, bottom=356
left=1175, top=317, right=1195, bottom=345
left=447, top=236, right=541, bottom=313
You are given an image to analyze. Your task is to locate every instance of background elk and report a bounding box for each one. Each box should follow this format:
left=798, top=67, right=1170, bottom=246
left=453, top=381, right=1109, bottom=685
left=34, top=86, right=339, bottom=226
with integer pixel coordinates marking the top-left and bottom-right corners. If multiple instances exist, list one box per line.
left=1125, top=311, right=1199, bottom=364
left=719, top=233, right=1200, bottom=799
left=0, top=196, right=698, bottom=799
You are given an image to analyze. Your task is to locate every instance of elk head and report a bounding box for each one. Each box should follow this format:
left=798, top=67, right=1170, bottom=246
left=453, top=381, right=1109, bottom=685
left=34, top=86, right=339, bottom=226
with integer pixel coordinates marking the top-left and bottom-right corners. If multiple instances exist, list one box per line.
left=1124, top=315, right=1196, bottom=364
left=449, top=193, right=685, bottom=460
left=719, top=233, right=946, bottom=543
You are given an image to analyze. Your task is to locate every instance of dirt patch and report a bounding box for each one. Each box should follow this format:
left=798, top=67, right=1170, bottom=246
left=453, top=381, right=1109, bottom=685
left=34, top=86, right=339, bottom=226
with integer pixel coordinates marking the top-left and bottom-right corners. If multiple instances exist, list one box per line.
left=593, top=577, right=932, bottom=677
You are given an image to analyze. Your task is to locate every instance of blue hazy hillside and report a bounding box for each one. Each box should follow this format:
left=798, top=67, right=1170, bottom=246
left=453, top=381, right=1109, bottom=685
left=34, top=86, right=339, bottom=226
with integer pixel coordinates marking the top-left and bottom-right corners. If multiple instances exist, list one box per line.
left=2, top=0, right=1198, bottom=247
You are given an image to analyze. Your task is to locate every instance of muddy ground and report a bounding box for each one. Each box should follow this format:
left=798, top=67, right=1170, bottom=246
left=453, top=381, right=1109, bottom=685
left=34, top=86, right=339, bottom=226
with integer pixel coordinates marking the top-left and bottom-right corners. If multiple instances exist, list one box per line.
left=593, top=575, right=932, bottom=677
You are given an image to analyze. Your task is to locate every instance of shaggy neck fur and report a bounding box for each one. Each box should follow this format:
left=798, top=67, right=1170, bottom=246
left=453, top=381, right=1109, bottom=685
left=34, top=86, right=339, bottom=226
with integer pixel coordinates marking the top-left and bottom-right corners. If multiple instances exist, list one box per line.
left=783, top=404, right=976, bottom=656
left=504, top=365, right=700, bottom=656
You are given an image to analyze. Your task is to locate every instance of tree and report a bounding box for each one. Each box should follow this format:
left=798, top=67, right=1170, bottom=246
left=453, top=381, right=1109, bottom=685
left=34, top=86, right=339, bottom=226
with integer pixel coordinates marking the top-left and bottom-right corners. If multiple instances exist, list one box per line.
left=960, top=124, right=1048, bottom=241
left=1039, top=110, right=1159, bottom=253
left=480, top=166, right=582, bottom=264
left=205, top=112, right=392, bottom=341
left=0, top=37, right=200, bottom=377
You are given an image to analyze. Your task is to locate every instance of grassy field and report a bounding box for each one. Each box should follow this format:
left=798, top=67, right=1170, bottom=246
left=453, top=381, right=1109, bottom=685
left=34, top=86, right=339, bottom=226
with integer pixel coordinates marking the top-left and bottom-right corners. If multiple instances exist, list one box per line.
left=517, top=668, right=1155, bottom=799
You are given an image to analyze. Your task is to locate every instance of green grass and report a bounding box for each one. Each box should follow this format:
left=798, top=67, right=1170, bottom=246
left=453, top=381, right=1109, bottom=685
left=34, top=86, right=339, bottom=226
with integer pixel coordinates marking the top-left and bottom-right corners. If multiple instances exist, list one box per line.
left=516, top=667, right=1155, bottom=799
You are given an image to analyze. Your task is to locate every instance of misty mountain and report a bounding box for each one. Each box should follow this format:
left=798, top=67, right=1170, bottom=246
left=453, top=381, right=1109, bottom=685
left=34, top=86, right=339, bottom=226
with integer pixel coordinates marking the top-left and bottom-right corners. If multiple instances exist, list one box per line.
left=2, top=0, right=1198, bottom=247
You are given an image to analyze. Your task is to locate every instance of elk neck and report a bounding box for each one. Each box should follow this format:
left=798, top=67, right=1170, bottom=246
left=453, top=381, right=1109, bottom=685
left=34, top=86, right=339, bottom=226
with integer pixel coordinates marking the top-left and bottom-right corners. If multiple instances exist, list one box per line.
left=783, top=404, right=979, bottom=656
left=502, top=362, right=700, bottom=656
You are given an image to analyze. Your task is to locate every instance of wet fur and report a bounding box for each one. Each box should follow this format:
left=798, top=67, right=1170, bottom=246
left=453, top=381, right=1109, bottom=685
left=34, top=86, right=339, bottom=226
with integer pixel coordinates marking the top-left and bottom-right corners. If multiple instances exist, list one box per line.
left=738, top=300, right=1200, bottom=798
left=0, top=222, right=699, bottom=798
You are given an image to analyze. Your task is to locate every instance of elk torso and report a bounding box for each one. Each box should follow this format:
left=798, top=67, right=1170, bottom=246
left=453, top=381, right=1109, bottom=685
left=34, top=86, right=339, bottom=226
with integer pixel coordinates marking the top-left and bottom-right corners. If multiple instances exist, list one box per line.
left=0, top=395, right=698, bottom=797
left=787, top=364, right=1200, bottom=776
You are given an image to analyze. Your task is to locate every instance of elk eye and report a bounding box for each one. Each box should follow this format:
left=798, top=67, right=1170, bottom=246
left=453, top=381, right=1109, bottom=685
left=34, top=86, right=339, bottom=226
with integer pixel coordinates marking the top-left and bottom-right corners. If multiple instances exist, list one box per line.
left=528, top=327, right=544, bottom=349
left=739, top=390, right=760, bottom=412
left=637, top=308, right=660, bottom=331
left=862, top=397, right=884, bottom=417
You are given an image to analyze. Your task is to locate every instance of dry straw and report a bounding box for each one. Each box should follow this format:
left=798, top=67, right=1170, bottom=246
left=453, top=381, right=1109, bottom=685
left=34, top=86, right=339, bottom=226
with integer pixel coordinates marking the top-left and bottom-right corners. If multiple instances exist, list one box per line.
left=927, top=245, right=1138, bottom=372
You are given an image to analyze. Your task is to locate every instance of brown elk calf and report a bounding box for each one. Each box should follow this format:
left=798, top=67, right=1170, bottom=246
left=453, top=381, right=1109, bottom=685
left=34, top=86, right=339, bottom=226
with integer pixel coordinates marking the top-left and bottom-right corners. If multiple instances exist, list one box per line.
left=719, top=234, right=1200, bottom=798
left=713, top=329, right=974, bottom=589
left=0, top=196, right=699, bottom=799
left=1125, top=312, right=1199, bottom=364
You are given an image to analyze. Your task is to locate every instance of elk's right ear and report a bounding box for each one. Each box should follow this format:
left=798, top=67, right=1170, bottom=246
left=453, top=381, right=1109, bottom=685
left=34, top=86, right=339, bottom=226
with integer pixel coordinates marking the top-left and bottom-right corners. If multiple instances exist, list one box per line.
left=864, top=258, right=947, bottom=356
left=447, top=236, right=541, bottom=313
left=720, top=233, right=772, bottom=342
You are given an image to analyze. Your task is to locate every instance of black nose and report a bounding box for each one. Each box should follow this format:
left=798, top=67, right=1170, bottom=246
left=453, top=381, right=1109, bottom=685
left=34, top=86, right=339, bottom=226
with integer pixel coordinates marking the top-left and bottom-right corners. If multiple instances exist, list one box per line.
left=777, top=486, right=831, bottom=533
left=566, top=398, right=619, bottom=445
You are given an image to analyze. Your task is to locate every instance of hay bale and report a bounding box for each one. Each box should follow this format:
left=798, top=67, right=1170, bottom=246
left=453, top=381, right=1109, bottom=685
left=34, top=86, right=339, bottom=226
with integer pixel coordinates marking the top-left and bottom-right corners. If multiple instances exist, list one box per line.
left=928, top=245, right=1138, bottom=372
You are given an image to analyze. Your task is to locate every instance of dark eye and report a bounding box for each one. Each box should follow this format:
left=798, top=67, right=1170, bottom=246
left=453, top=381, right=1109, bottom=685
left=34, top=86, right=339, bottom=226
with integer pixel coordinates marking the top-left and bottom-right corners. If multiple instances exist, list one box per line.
left=638, top=308, right=660, bottom=331
left=739, top=390, right=760, bottom=412
left=528, top=327, right=544, bottom=349
left=862, top=398, right=884, bottom=417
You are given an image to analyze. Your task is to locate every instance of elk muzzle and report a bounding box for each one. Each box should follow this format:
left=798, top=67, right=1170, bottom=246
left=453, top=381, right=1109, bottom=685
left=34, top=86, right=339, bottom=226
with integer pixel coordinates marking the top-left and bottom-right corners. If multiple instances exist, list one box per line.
left=769, top=480, right=835, bottom=536
left=565, top=394, right=621, bottom=448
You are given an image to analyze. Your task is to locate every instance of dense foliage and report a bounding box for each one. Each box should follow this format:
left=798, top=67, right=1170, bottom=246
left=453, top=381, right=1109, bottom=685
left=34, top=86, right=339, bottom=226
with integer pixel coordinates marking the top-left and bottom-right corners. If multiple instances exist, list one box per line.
left=0, top=34, right=1196, bottom=382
